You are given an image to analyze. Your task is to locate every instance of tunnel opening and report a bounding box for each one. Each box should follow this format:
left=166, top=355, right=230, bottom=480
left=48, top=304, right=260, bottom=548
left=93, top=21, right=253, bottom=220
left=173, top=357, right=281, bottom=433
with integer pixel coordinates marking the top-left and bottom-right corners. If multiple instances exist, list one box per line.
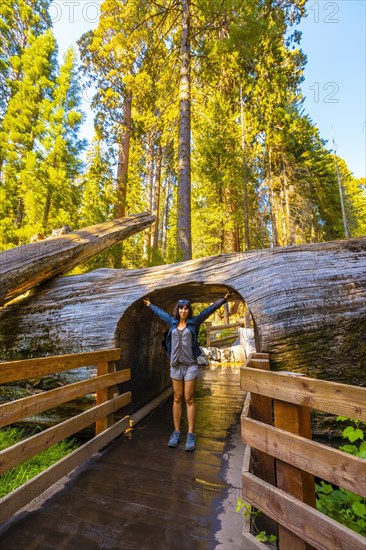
left=115, top=282, right=256, bottom=414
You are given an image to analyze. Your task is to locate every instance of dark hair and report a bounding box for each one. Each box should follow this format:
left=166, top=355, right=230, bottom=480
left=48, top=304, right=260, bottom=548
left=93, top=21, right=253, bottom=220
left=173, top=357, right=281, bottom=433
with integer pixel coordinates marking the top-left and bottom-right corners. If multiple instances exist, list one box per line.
left=173, top=300, right=193, bottom=320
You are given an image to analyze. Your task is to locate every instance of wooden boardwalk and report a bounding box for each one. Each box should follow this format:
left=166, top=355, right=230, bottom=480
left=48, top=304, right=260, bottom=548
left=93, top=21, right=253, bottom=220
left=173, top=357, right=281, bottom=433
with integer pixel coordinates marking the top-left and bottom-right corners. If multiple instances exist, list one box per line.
left=0, top=367, right=247, bottom=550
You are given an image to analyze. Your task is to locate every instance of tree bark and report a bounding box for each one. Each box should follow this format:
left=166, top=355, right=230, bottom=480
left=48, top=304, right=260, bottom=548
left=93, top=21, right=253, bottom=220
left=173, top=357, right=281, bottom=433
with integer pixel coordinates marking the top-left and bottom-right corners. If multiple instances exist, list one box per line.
left=240, top=85, right=250, bottom=250
left=115, top=90, right=132, bottom=218
left=177, top=0, right=192, bottom=260
left=152, top=145, right=162, bottom=251
left=43, top=188, right=52, bottom=230
left=143, top=139, right=155, bottom=264
left=0, top=238, right=365, bottom=387
left=0, top=212, right=155, bottom=306
left=161, top=178, right=171, bottom=257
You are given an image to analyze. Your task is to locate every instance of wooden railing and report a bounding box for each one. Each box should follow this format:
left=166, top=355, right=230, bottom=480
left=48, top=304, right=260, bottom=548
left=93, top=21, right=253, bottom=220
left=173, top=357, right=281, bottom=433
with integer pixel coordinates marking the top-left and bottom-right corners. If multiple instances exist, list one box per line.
left=240, top=353, right=366, bottom=550
left=0, top=348, right=131, bottom=525
left=205, top=320, right=243, bottom=347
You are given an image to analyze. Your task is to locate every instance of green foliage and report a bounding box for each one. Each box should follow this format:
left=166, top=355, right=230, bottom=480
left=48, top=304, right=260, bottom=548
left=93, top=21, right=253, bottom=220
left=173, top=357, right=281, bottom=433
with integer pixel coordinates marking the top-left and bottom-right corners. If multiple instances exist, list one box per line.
left=256, top=531, right=277, bottom=544
left=315, top=417, right=366, bottom=536
left=0, top=426, right=78, bottom=497
left=0, top=30, right=85, bottom=248
left=0, top=0, right=52, bottom=121
left=1, top=0, right=363, bottom=264
left=236, top=497, right=277, bottom=543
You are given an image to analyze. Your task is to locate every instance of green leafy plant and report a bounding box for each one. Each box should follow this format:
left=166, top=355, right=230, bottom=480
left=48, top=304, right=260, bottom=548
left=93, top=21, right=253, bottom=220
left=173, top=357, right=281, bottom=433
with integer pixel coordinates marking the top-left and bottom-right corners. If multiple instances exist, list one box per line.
left=256, top=531, right=277, bottom=543
left=315, top=417, right=366, bottom=536
left=236, top=497, right=277, bottom=543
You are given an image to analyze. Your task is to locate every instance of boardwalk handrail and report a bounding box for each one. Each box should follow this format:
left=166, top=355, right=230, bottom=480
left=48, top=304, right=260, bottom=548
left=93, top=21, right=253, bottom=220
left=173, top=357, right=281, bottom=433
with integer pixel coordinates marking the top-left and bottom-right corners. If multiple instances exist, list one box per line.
left=205, top=320, right=243, bottom=347
left=240, top=353, right=366, bottom=550
left=0, top=348, right=131, bottom=525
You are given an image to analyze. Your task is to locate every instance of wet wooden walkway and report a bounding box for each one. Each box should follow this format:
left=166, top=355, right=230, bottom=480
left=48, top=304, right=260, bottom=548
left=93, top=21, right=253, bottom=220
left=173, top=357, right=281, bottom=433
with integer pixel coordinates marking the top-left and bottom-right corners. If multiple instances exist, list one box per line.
left=0, top=367, right=247, bottom=550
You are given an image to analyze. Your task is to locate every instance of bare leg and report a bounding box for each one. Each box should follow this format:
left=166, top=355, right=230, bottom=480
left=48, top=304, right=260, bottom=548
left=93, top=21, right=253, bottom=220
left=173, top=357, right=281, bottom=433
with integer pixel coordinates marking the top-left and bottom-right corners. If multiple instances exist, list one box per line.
left=184, top=378, right=197, bottom=433
left=172, top=378, right=184, bottom=431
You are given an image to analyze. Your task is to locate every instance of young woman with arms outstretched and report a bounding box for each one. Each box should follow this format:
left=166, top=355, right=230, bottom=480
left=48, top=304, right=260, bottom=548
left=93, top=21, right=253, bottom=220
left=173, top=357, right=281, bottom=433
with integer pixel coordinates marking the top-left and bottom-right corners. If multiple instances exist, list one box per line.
left=144, top=293, right=230, bottom=451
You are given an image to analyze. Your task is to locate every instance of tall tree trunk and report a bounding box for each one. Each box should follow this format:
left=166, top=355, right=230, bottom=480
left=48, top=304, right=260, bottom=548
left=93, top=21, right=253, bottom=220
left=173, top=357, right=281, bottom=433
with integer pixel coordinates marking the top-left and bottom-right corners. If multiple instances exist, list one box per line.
left=161, top=178, right=171, bottom=257
left=43, top=188, right=52, bottom=231
left=115, top=90, right=132, bottom=218
left=240, top=85, right=250, bottom=250
left=143, top=139, right=155, bottom=264
left=269, top=185, right=278, bottom=247
left=334, top=152, right=350, bottom=238
left=152, top=144, right=162, bottom=251
left=15, top=197, right=25, bottom=229
left=177, top=0, right=192, bottom=260
left=267, top=148, right=279, bottom=247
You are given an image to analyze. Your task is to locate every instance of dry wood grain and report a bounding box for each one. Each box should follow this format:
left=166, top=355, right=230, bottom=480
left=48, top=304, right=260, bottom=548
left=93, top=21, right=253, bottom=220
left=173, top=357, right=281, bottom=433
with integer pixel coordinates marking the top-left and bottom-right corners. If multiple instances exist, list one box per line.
left=242, top=472, right=365, bottom=550
left=241, top=533, right=268, bottom=549
left=242, top=417, right=366, bottom=497
left=241, top=367, right=366, bottom=421
left=0, top=392, right=131, bottom=474
left=242, top=356, right=276, bottom=487
left=1, top=238, right=365, bottom=386
left=0, top=212, right=155, bottom=306
left=0, top=348, right=121, bottom=384
left=95, top=361, right=115, bottom=435
left=273, top=400, right=316, bottom=550
left=0, top=369, right=130, bottom=427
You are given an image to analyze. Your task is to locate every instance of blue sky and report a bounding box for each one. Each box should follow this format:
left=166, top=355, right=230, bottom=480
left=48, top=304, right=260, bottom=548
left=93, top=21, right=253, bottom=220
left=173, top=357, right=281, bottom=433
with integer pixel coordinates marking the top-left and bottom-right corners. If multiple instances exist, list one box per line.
left=52, top=0, right=366, bottom=179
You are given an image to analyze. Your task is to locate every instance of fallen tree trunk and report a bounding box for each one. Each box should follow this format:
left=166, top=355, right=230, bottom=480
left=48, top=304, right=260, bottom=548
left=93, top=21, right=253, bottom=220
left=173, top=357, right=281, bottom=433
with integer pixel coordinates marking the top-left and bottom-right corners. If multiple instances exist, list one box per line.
left=0, top=212, right=155, bottom=306
left=0, top=238, right=365, bottom=394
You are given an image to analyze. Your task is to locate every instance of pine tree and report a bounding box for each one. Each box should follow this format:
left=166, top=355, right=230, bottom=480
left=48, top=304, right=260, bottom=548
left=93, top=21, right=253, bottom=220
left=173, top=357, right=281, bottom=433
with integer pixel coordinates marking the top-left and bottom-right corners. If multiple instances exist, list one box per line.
left=0, top=30, right=57, bottom=245
left=0, top=34, right=85, bottom=247
left=0, top=0, right=51, bottom=123
left=40, top=47, right=86, bottom=233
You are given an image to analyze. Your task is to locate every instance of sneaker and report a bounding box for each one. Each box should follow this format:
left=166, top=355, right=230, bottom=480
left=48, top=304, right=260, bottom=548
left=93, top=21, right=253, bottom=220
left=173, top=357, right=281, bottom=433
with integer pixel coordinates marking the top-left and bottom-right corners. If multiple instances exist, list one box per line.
left=185, top=432, right=196, bottom=452
left=168, top=430, right=181, bottom=448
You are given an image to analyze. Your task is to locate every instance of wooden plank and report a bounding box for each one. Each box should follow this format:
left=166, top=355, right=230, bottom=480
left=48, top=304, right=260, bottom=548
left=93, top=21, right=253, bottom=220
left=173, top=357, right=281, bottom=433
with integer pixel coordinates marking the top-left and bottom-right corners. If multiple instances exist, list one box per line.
left=241, top=447, right=253, bottom=535
left=242, top=417, right=366, bottom=497
left=241, top=361, right=275, bottom=487
left=241, top=356, right=277, bottom=540
left=242, top=533, right=268, bottom=549
left=207, top=321, right=243, bottom=332
left=0, top=212, right=155, bottom=306
left=242, top=472, right=365, bottom=550
left=241, top=367, right=366, bottom=421
left=0, top=416, right=130, bottom=525
left=0, top=386, right=175, bottom=525
left=206, top=321, right=212, bottom=346
left=248, top=358, right=270, bottom=370
left=0, top=392, right=131, bottom=474
left=241, top=393, right=253, bottom=536
left=0, top=348, right=121, bottom=384
left=210, top=335, right=237, bottom=346
left=0, top=369, right=130, bottom=428
left=96, top=361, right=115, bottom=435
left=273, top=400, right=315, bottom=550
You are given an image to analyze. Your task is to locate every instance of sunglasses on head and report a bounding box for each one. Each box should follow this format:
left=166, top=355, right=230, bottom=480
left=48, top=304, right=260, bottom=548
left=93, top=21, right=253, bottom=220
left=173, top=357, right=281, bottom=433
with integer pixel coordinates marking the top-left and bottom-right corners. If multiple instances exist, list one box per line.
left=178, top=299, right=190, bottom=305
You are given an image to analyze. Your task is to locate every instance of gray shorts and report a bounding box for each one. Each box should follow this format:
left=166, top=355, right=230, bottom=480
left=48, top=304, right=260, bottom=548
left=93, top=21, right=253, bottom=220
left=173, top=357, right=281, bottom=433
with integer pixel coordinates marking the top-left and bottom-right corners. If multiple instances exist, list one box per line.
left=170, top=364, right=198, bottom=381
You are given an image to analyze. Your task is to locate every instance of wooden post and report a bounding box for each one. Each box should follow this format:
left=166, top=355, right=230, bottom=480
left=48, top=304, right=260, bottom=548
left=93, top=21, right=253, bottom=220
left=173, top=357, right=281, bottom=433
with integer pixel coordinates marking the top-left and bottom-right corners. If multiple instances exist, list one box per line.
left=96, top=361, right=115, bottom=435
left=205, top=321, right=212, bottom=347
left=274, top=395, right=316, bottom=550
left=242, top=353, right=277, bottom=540
left=224, top=302, right=229, bottom=324
left=246, top=354, right=276, bottom=486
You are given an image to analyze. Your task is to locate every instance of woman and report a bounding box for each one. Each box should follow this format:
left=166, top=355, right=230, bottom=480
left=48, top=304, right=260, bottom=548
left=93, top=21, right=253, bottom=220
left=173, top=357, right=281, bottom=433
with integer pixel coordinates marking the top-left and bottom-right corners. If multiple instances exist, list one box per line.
left=143, top=293, right=230, bottom=451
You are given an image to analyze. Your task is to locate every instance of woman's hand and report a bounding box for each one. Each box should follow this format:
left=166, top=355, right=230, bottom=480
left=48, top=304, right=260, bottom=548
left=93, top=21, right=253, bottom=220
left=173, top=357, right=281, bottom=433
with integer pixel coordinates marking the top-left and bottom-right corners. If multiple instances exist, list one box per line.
left=143, top=298, right=151, bottom=307
left=224, top=292, right=231, bottom=301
